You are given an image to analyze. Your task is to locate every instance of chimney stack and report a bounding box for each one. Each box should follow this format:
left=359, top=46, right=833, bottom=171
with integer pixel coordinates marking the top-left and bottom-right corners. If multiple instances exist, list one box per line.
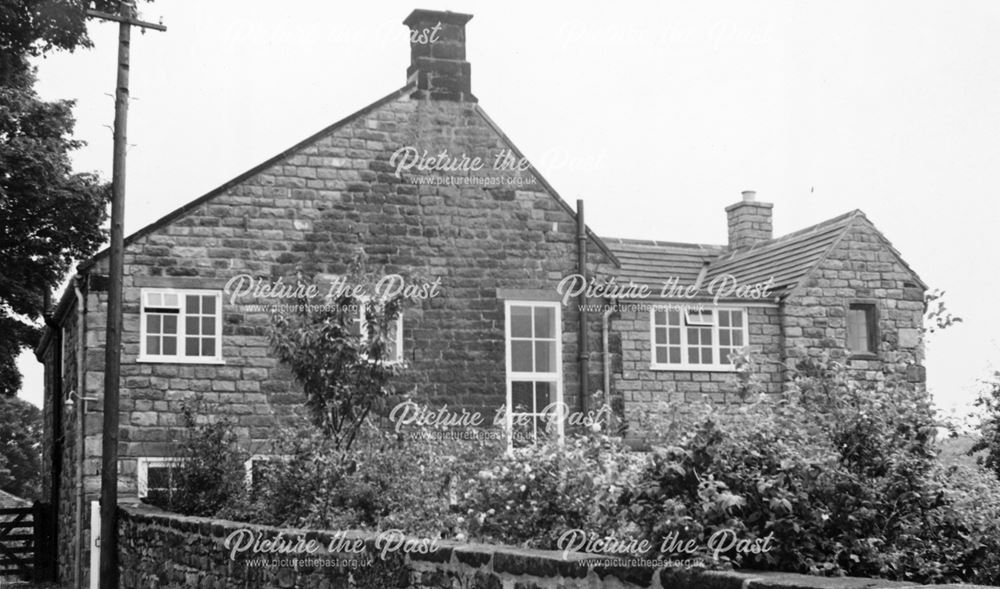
left=403, top=9, right=475, bottom=101
left=726, top=190, right=773, bottom=250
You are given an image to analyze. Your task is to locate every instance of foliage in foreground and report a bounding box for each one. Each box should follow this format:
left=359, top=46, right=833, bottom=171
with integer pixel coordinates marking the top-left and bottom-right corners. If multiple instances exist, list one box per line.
left=157, top=373, right=1000, bottom=586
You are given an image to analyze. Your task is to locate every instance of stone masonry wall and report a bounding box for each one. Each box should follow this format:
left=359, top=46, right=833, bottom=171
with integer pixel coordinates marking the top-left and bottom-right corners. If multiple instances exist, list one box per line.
left=612, top=304, right=783, bottom=444
left=118, top=503, right=957, bottom=589
left=78, top=90, right=613, bottom=500
left=43, top=290, right=104, bottom=584
left=782, top=219, right=925, bottom=383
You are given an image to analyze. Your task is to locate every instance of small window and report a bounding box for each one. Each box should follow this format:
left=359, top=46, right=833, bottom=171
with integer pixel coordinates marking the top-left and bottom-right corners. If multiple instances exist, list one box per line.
left=139, top=289, right=223, bottom=363
left=651, top=307, right=747, bottom=371
left=137, top=457, right=183, bottom=502
left=352, top=302, right=404, bottom=364
left=847, top=303, right=877, bottom=354
left=244, top=455, right=292, bottom=494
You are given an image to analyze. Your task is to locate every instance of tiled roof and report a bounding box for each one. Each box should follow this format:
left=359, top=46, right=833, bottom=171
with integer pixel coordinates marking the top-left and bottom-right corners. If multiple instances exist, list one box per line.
left=604, top=239, right=722, bottom=289
left=705, top=210, right=861, bottom=298
left=604, top=210, right=864, bottom=300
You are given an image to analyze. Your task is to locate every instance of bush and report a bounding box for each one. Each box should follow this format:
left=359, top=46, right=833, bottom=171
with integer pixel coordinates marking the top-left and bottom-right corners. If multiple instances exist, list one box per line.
left=617, top=355, right=1000, bottom=584
left=459, top=431, right=644, bottom=549
left=146, top=406, right=246, bottom=517
left=156, top=344, right=1000, bottom=585
left=970, top=373, right=1000, bottom=480
left=219, top=422, right=506, bottom=540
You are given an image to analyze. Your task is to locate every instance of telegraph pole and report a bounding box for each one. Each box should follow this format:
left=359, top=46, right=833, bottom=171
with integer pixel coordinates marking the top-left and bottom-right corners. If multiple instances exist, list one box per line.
left=85, top=3, right=165, bottom=588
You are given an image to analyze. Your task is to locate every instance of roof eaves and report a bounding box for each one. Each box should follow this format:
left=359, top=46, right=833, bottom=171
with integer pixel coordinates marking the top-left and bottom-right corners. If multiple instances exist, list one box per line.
left=34, top=276, right=80, bottom=360
left=603, top=237, right=725, bottom=252
left=79, top=84, right=417, bottom=273
left=473, top=105, right=621, bottom=268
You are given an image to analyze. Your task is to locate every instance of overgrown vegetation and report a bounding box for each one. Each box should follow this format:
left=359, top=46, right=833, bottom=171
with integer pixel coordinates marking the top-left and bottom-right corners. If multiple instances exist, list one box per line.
left=150, top=287, right=1000, bottom=585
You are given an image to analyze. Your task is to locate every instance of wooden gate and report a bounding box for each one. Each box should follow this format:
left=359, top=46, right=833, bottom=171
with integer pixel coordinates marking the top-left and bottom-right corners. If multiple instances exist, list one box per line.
left=0, top=502, right=55, bottom=582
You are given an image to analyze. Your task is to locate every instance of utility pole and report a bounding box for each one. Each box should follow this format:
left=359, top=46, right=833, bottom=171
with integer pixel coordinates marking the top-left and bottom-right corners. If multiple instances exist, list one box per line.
left=84, top=3, right=165, bottom=588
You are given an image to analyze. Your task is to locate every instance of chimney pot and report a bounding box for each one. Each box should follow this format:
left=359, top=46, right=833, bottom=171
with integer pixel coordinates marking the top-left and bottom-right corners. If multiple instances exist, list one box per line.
left=741, top=190, right=756, bottom=202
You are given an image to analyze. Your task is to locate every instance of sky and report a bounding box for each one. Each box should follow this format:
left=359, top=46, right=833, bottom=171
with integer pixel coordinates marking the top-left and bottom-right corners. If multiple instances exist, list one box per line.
left=16, top=0, right=1000, bottom=418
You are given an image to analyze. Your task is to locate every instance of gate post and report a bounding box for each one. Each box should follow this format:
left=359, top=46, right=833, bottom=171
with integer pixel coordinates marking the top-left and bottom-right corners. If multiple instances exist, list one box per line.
left=32, top=501, right=56, bottom=582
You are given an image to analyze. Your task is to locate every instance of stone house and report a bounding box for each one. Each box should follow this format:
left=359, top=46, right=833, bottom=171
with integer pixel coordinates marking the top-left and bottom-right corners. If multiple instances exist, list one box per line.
left=32, top=8, right=926, bottom=584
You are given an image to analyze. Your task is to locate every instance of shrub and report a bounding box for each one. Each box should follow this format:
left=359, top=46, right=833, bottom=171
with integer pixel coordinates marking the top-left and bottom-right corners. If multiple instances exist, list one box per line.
left=269, top=259, right=407, bottom=451
left=147, top=406, right=246, bottom=517
left=459, top=431, right=644, bottom=549
left=970, top=373, right=1000, bottom=480
left=618, top=354, right=1000, bottom=584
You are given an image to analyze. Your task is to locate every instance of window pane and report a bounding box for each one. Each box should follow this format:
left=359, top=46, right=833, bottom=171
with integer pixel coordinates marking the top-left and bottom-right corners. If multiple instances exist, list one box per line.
left=655, top=347, right=667, bottom=364
left=733, top=331, right=743, bottom=346
left=534, top=307, right=555, bottom=339
left=688, top=328, right=700, bottom=345
left=669, top=348, right=681, bottom=364
left=720, top=331, right=731, bottom=346
left=202, top=295, right=216, bottom=314
left=163, top=293, right=179, bottom=307
left=512, top=381, right=533, bottom=411
left=668, top=310, right=680, bottom=325
left=847, top=309, right=869, bottom=352
left=186, top=317, right=200, bottom=336
left=534, top=341, right=556, bottom=373
left=147, top=293, right=162, bottom=307
left=163, top=315, right=177, bottom=334
left=688, top=348, right=699, bottom=364
left=147, top=336, right=160, bottom=355
left=147, top=466, right=170, bottom=488
left=147, top=315, right=161, bottom=334
left=162, top=336, right=177, bottom=356
left=655, top=327, right=667, bottom=345
left=511, top=341, right=533, bottom=372
left=701, top=348, right=713, bottom=364
left=535, top=381, right=552, bottom=411
left=186, top=295, right=200, bottom=314
left=654, top=310, right=666, bottom=326
left=202, top=317, right=216, bottom=336
left=202, top=338, right=216, bottom=357
left=732, top=310, right=742, bottom=325
left=348, top=316, right=362, bottom=337
left=719, top=312, right=730, bottom=327
left=185, top=337, right=200, bottom=356
left=668, top=328, right=680, bottom=344
left=510, top=306, right=532, bottom=338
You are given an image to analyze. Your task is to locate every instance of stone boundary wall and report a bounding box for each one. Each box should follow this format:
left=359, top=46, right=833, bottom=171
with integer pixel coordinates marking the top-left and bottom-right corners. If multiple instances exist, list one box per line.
left=117, top=504, right=994, bottom=589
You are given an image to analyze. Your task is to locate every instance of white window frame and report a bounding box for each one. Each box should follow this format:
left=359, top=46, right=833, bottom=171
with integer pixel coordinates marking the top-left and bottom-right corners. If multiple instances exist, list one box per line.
left=650, top=305, right=749, bottom=372
left=138, top=288, right=224, bottom=364
left=243, top=454, right=293, bottom=489
left=503, top=300, right=564, bottom=446
left=136, top=457, right=183, bottom=499
left=353, top=300, right=404, bottom=364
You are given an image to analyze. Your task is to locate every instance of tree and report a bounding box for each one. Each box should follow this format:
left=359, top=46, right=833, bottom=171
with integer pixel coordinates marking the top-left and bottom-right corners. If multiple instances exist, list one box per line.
left=269, top=261, right=405, bottom=451
left=970, top=376, right=1000, bottom=480
left=0, top=396, right=42, bottom=500
left=0, top=1, right=144, bottom=396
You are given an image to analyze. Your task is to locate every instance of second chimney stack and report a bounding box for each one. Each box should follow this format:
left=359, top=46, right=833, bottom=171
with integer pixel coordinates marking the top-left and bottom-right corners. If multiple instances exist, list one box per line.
left=726, top=190, right=773, bottom=250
